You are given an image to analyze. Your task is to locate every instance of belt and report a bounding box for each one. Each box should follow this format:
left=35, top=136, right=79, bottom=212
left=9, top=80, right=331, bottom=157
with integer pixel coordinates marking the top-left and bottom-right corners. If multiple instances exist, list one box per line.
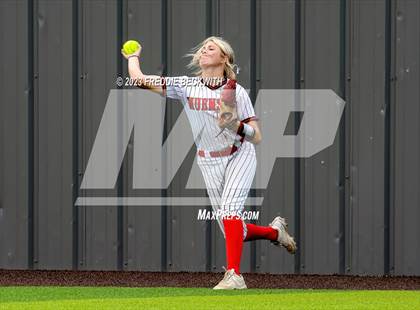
left=198, top=145, right=238, bottom=158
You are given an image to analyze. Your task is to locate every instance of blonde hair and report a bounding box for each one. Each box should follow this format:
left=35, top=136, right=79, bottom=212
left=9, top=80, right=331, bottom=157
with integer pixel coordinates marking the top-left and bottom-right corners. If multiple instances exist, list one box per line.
left=186, top=36, right=237, bottom=80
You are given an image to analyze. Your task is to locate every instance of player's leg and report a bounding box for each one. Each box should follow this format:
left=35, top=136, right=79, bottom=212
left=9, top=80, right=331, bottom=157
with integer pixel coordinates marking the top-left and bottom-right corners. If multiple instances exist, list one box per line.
left=212, top=146, right=256, bottom=290
left=219, top=145, right=257, bottom=276
left=243, top=222, right=278, bottom=242
left=221, top=144, right=297, bottom=256
left=244, top=217, right=297, bottom=254
left=198, top=155, right=249, bottom=290
left=197, top=156, right=227, bottom=233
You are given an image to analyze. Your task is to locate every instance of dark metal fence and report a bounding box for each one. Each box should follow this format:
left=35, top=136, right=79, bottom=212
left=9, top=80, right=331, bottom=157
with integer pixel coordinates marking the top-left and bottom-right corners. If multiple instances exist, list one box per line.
left=1, top=0, right=419, bottom=275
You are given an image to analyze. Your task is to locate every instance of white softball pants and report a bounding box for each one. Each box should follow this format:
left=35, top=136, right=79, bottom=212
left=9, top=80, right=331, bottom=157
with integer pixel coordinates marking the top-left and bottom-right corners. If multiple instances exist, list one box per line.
left=197, top=141, right=257, bottom=239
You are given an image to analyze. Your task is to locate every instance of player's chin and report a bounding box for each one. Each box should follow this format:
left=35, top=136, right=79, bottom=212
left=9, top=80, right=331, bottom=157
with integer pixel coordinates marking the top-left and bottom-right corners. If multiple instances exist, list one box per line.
left=199, top=60, right=210, bottom=68
left=200, top=58, right=217, bottom=68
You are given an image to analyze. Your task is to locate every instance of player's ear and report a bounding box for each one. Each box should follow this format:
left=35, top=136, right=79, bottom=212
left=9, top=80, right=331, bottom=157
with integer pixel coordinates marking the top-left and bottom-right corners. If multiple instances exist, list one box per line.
left=222, top=54, right=228, bottom=64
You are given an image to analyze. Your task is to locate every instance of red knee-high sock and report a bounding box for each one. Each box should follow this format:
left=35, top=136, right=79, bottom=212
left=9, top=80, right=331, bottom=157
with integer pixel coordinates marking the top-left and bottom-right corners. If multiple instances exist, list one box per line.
left=223, top=218, right=243, bottom=275
left=244, top=223, right=278, bottom=242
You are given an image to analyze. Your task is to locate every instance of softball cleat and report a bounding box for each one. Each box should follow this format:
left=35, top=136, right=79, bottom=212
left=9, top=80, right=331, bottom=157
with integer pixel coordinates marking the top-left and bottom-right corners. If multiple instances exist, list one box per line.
left=269, top=216, right=297, bottom=254
left=213, top=268, right=247, bottom=290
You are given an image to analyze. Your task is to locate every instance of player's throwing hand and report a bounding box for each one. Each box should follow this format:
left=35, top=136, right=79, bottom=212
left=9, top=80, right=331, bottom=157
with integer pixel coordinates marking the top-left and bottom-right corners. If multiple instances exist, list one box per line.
left=121, top=40, right=142, bottom=59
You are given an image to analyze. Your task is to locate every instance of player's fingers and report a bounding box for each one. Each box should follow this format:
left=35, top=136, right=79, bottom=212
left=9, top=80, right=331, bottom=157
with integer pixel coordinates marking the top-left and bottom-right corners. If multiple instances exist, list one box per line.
left=217, top=118, right=225, bottom=129
left=135, top=46, right=142, bottom=56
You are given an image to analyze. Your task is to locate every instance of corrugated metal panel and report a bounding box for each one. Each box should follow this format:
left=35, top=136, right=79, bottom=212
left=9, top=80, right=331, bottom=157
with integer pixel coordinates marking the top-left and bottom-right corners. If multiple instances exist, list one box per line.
left=216, top=0, right=253, bottom=274
left=124, top=0, right=164, bottom=272
left=80, top=0, right=119, bottom=270
left=258, top=0, right=296, bottom=274
left=0, top=0, right=29, bottom=269
left=347, top=0, right=386, bottom=275
left=300, top=0, right=342, bottom=274
left=394, top=0, right=420, bottom=276
left=34, top=0, right=73, bottom=269
left=168, top=0, right=208, bottom=272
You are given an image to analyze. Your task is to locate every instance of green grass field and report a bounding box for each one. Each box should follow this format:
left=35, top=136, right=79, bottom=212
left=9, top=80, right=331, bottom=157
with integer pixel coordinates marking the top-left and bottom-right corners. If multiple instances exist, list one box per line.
left=0, top=287, right=419, bottom=309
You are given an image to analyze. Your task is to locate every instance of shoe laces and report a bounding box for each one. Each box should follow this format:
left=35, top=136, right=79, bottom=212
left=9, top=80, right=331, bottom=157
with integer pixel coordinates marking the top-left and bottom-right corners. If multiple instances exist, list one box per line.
left=221, top=266, right=235, bottom=282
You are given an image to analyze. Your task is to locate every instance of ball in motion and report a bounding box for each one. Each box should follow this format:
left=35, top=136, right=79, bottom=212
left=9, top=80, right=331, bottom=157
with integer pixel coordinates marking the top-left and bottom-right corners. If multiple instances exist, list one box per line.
left=122, top=40, right=141, bottom=55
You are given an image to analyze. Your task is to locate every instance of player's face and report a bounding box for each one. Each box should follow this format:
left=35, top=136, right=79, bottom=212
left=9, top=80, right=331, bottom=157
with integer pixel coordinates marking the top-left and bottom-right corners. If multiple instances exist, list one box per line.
left=199, top=41, right=226, bottom=68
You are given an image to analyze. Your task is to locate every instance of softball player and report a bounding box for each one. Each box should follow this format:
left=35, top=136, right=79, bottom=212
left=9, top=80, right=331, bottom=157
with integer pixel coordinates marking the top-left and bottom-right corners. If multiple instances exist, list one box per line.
left=122, top=36, right=296, bottom=290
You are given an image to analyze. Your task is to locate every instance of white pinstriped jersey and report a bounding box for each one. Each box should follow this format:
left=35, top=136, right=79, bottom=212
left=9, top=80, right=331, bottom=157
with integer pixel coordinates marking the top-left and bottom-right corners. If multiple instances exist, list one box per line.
left=164, top=76, right=257, bottom=151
